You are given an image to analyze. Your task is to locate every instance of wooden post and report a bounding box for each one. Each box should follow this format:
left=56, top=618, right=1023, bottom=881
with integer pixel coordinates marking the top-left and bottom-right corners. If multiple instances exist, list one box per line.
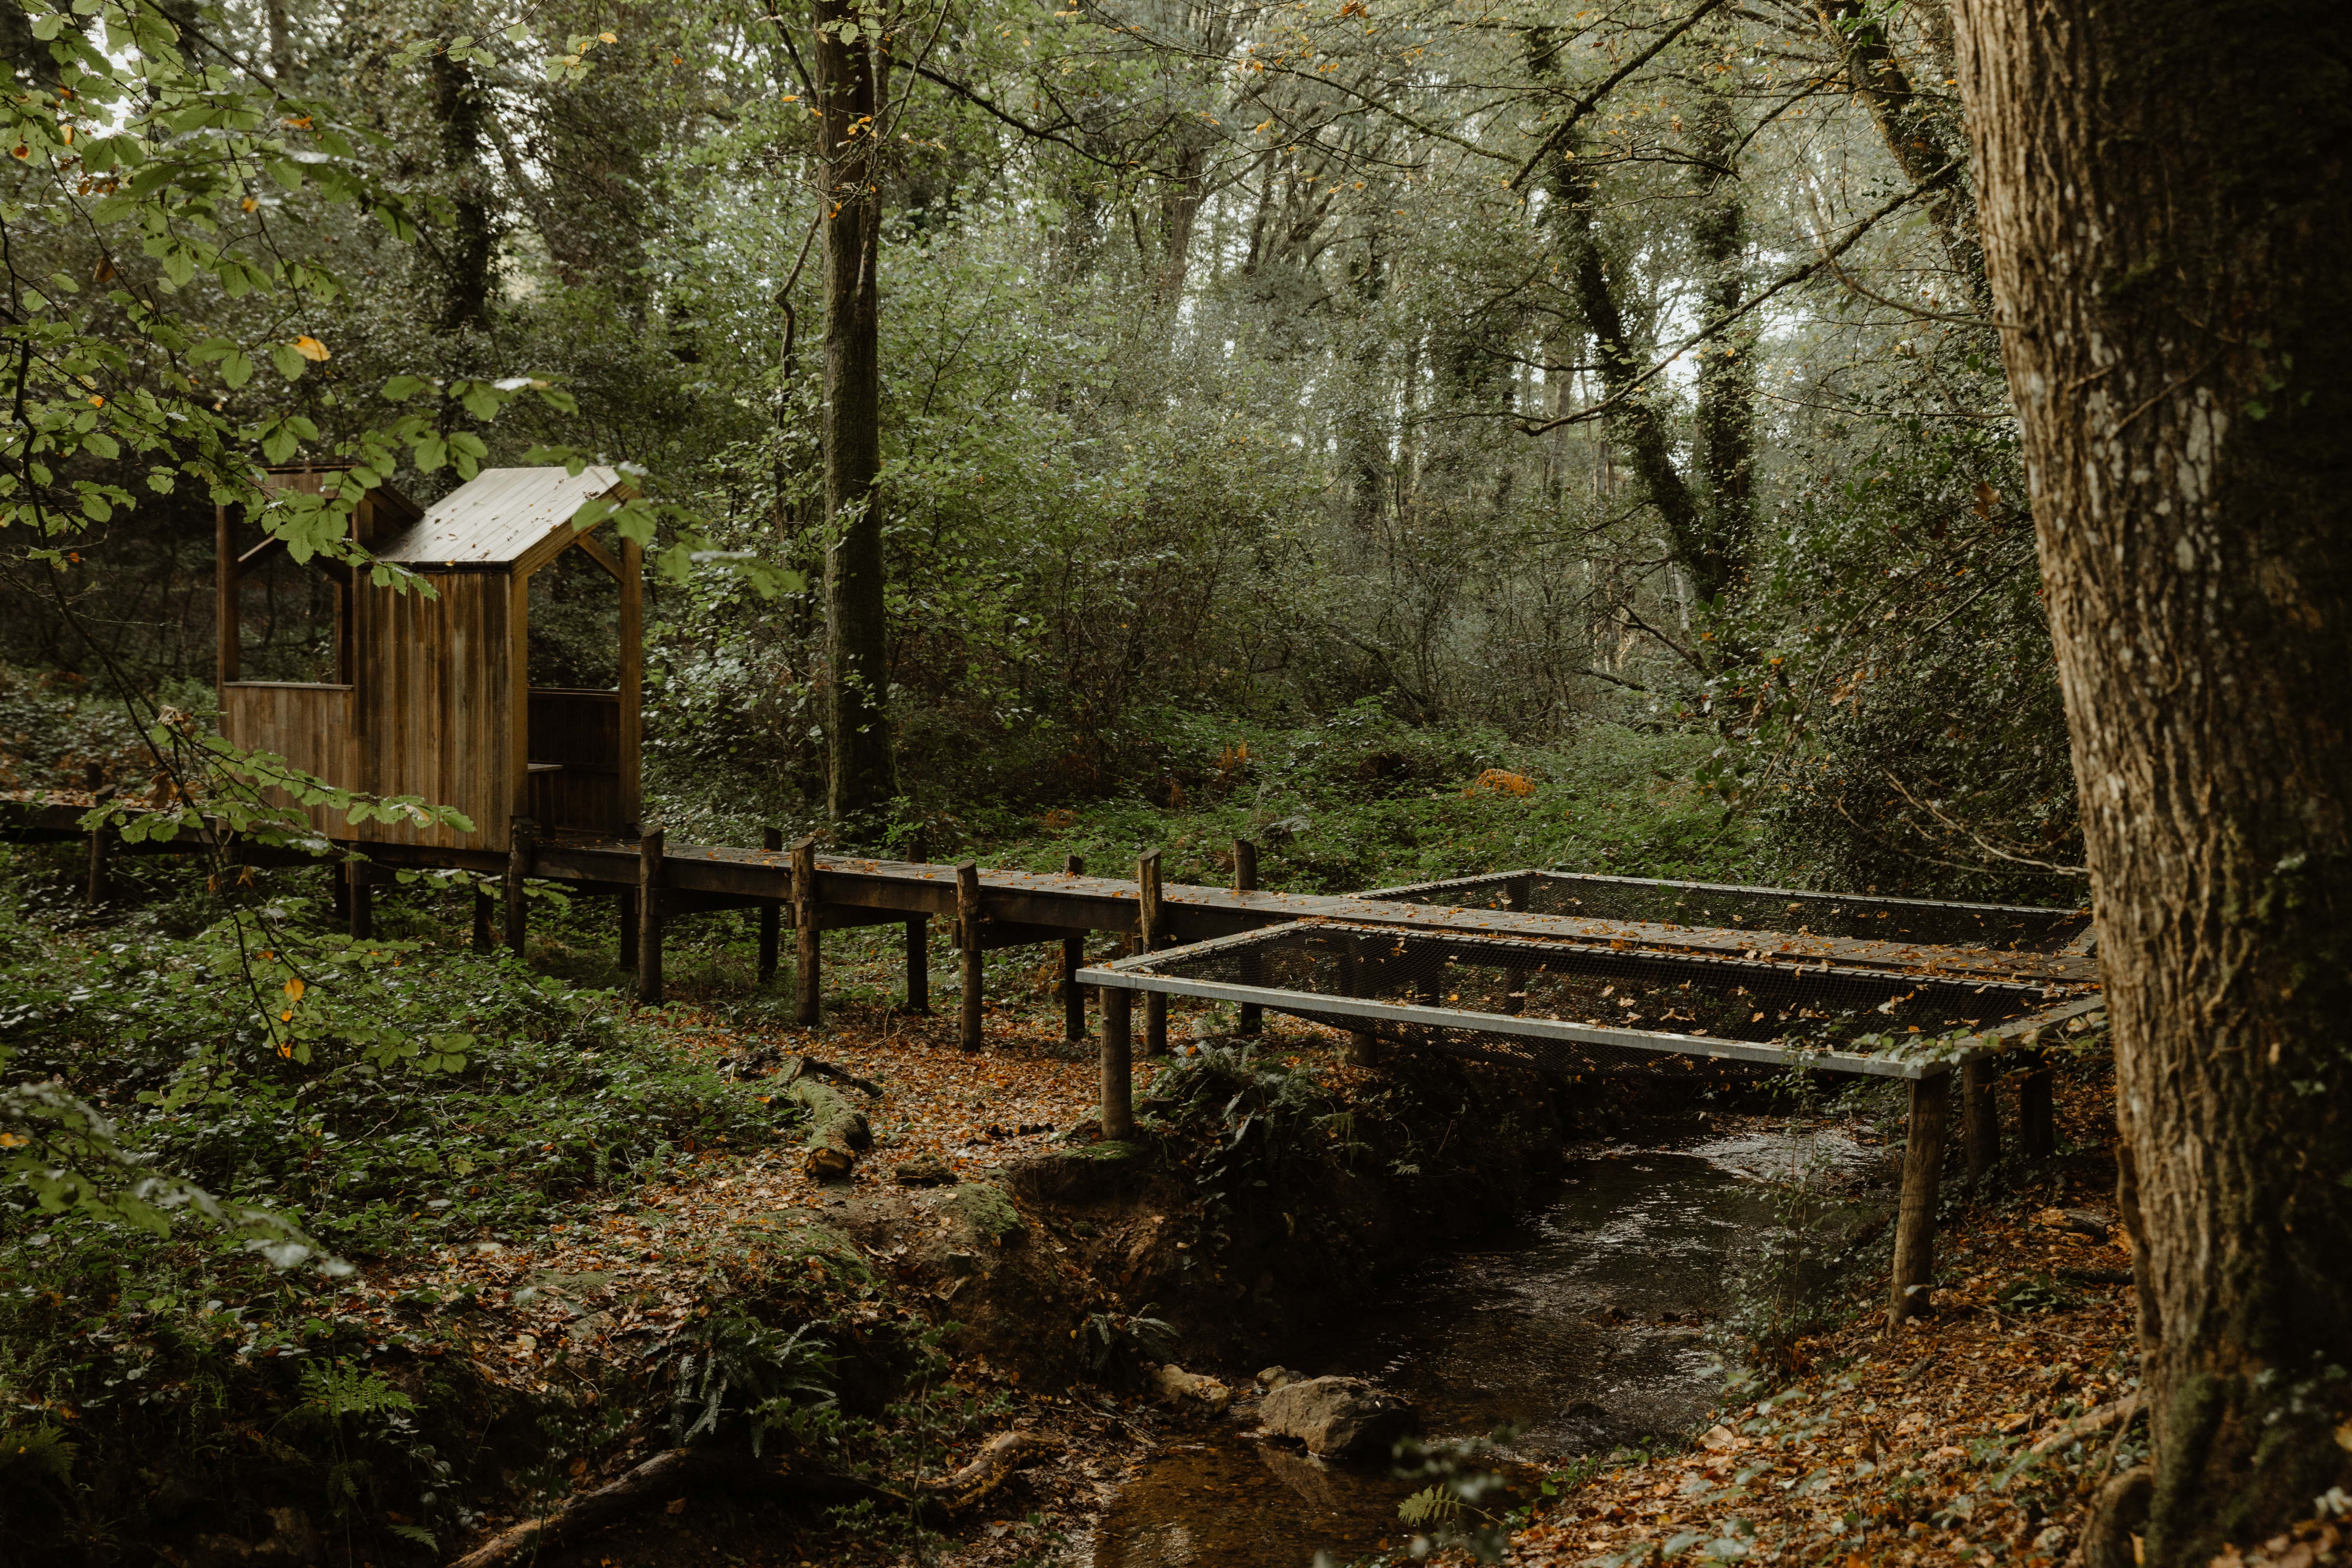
left=349, top=863, right=374, bottom=941
left=618, top=888, right=639, bottom=971
left=1138, top=849, right=1167, bottom=1056
left=1962, top=1055, right=2000, bottom=1188
left=616, top=536, right=643, bottom=836
left=637, top=828, right=664, bottom=1005
left=1340, top=932, right=1380, bottom=1067
left=83, top=764, right=107, bottom=905
left=1233, top=839, right=1262, bottom=1037
left=1502, top=878, right=1532, bottom=1011
left=904, top=918, right=930, bottom=1014
left=792, top=835, right=820, bottom=1026
left=472, top=885, right=493, bottom=953
left=1888, top=1070, right=1953, bottom=1331
left=956, top=861, right=983, bottom=1051
left=1101, top=982, right=1135, bottom=1140
left=759, top=827, right=783, bottom=985
left=505, top=817, right=536, bottom=955
left=1061, top=853, right=1087, bottom=1041
left=215, top=501, right=238, bottom=688
left=2018, top=1049, right=2057, bottom=1160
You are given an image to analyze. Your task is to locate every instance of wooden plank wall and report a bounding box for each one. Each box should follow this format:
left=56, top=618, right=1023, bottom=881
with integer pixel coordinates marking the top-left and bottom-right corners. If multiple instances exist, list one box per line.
left=356, top=572, right=515, bottom=853
left=221, top=682, right=353, bottom=835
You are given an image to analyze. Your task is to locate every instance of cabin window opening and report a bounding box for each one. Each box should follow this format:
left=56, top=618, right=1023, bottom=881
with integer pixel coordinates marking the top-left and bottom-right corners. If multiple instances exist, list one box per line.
left=234, top=546, right=348, bottom=685
left=527, top=544, right=621, bottom=690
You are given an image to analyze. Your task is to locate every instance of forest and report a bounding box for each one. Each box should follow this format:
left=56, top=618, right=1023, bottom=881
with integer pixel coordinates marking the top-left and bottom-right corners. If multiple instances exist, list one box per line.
left=0, top=0, right=2343, bottom=1564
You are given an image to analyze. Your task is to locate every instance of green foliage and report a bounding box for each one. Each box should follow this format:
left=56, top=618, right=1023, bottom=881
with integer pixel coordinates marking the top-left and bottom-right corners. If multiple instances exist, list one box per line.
left=0, top=863, right=786, bottom=1255
left=1390, top=1433, right=1519, bottom=1563
left=1076, top=1305, right=1179, bottom=1377
left=665, top=1311, right=835, bottom=1457
left=1994, top=1274, right=2080, bottom=1315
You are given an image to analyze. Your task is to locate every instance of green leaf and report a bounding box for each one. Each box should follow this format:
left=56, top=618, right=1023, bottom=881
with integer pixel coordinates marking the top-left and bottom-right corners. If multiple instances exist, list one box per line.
left=220, top=352, right=254, bottom=387
left=381, top=374, right=434, bottom=401
left=269, top=341, right=307, bottom=381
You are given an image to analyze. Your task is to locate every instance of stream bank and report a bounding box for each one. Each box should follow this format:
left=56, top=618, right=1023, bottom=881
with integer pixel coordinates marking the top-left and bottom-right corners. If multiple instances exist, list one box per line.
left=1085, top=1131, right=1893, bottom=1568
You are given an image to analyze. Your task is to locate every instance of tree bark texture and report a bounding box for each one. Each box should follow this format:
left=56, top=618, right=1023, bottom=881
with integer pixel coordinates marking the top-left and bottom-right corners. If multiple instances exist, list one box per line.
left=815, top=0, right=897, bottom=828
left=1953, top=0, right=2352, bottom=1555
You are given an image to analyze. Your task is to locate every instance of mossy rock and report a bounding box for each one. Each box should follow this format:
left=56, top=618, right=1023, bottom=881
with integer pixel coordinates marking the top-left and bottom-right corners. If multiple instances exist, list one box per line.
left=941, top=1180, right=1026, bottom=1243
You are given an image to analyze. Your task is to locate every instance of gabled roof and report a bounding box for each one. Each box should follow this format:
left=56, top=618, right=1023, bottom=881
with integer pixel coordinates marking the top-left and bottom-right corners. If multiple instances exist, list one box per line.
left=374, top=466, right=632, bottom=570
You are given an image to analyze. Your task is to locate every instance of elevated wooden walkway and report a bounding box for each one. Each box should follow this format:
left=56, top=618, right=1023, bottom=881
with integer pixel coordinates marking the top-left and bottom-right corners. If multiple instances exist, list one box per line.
left=4, top=791, right=2101, bottom=1331
left=4, top=797, right=2094, bottom=1005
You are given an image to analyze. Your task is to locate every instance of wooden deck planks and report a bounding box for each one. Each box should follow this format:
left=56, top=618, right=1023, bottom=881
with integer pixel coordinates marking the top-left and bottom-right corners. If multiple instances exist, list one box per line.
left=0, top=796, right=2098, bottom=988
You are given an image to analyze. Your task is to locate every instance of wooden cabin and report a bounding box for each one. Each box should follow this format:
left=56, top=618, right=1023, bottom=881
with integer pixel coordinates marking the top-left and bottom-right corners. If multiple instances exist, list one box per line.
left=217, top=465, right=642, bottom=855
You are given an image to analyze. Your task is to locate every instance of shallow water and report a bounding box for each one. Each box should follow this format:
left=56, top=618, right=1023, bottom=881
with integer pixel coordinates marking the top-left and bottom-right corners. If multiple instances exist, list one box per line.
left=1093, top=1137, right=1864, bottom=1568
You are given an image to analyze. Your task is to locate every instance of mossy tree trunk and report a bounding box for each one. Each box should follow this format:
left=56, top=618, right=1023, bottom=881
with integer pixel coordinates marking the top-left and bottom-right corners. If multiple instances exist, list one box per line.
left=815, top=0, right=897, bottom=830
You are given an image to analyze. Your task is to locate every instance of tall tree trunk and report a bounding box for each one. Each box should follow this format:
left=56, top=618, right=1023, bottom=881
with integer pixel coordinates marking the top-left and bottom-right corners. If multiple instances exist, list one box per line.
left=265, top=0, right=290, bottom=76
left=1522, top=29, right=1711, bottom=616
left=1157, top=136, right=1206, bottom=305
left=815, top=0, right=896, bottom=829
left=1548, top=156, right=1708, bottom=604
left=1342, top=233, right=1390, bottom=538
left=1690, top=87, right=1753, bottom=603
left=430, top=49, right=495, bottom=333
left=1953, top=0, right=2352, bottom=1560
left=1812, top=0, right=1986, bottom=306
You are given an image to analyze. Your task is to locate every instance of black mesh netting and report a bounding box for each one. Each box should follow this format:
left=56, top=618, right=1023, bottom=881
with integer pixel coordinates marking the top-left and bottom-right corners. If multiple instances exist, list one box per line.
left=1359, top=871, right=2090, bottom=953
left=1123, top=921, right=2094, bottom=1080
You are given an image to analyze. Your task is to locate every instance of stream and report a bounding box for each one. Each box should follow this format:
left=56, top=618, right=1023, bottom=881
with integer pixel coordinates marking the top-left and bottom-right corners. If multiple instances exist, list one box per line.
left=1093, top=1133, right=1876, bottom=1568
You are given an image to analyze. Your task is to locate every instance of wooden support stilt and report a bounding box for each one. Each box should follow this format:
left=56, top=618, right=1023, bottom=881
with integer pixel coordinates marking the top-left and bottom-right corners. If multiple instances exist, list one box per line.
left=1340, top=932, right=1379, bottom=1067
left=1138, top=849, right=1167, bottom=1056
left=83, top=763, right=107, bottom=904
left=1061, top=853, right=1087, bottom=1041
left=349, top=864, right=374, bottom=941
left=758, top=827, right=783, bottom=985
left=1888, top=1070, right=1953, bottom=1331
left=472, top=885, right=494, bottom=953
left=618, top=888, right=639, bottom=971
left=956, top=861, right=983, bottom=1051
left=505, top=817, right=535, bottom=955
left=637, top=828, right=664, bottom=1005
left=1100, top=983, right=1134, bottom=1140
left=1962, top=1055, right=2000, bottom=1188
left=791, top=835, right=820, bottom=1026
left=2018, top=1049, right=2056, bottom=1160
left=904, top=918, right=930, bottom=1014
left=1500, top=878, right=1534, bottom=1013
left=1233, top=839, right=1262, bottom=1037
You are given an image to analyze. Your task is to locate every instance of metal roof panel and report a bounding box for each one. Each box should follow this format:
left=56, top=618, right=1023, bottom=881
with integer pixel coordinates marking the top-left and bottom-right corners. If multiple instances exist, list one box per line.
left=374, top=466, right=627, bottom=567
